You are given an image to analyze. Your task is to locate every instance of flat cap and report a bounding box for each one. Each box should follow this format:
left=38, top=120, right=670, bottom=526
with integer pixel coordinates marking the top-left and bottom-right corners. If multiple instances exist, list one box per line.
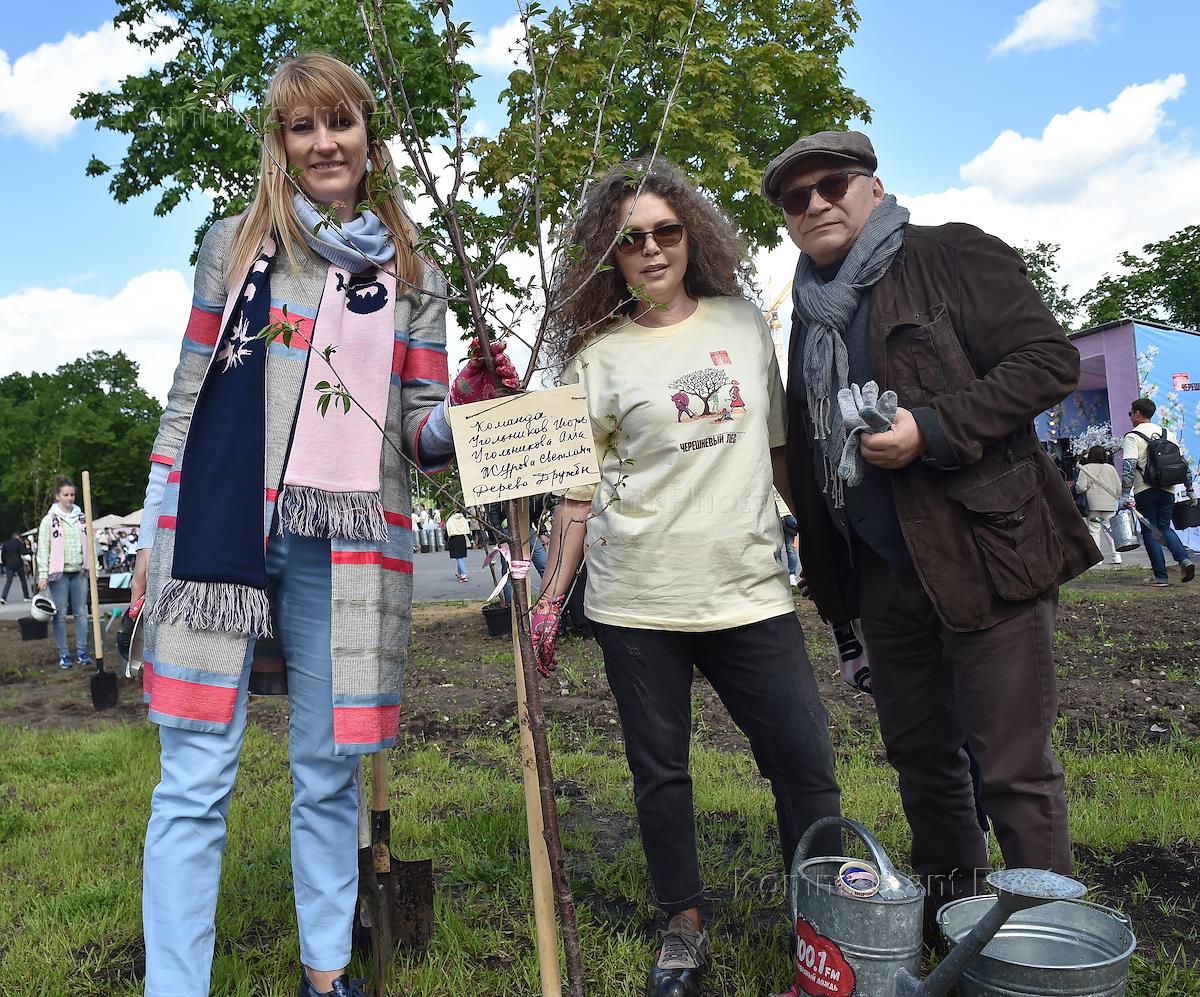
left=761, top=130, right=877, bottom=205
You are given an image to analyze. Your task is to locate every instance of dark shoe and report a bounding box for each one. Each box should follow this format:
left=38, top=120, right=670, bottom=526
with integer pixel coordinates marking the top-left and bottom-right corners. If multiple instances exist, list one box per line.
left=76, top=651, right=93, bottom=667
left=1181, top=561, right=1195, bottom=583
left=646, top=913, right=708, bottom=997
left=59, top=654, right=73, bottom=670
left=297, top=971, right=368, bottom=997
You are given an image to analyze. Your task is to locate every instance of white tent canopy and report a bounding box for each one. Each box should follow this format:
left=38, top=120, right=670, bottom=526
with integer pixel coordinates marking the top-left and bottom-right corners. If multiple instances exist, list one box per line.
left=93, top=514, right=127, bottom=530
left=121, top=509, right=143, bottom=527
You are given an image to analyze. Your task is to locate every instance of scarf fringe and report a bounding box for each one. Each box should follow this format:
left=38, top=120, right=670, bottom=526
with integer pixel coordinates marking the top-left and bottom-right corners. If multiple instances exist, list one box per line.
left=278, top=485, right=389, bottom=542
left=149, top=579, right=273, bottom=637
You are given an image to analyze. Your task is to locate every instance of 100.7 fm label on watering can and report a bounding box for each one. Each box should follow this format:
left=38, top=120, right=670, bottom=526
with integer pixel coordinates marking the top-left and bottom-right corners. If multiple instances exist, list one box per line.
left=793, top=918, right=857, bottom=997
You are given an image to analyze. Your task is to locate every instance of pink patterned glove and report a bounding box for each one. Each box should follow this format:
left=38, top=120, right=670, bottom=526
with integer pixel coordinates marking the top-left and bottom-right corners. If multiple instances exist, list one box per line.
left=449, top=338, right=520, bottom=405
left=531, top=595, right=565, bottom=676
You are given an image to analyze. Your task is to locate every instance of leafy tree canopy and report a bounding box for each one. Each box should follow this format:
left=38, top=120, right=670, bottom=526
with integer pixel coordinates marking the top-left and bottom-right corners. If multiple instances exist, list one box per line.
left=0, top=353, right=162, bottom=532
left=73, top=0, right=460, bottom=264
left=474, top=0, right=870, bottom=252
left=76, top=0, right=868, bottom=269
left=1080, top=225, right=1200, bottom=331
left=1018, top=241, right=1078, bottom=331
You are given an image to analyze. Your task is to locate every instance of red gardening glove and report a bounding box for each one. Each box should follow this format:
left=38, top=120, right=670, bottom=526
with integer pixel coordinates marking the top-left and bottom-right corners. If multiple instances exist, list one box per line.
left=531, top=595, right=564, bottom=676
left=449, top=337, right=519, bottom=404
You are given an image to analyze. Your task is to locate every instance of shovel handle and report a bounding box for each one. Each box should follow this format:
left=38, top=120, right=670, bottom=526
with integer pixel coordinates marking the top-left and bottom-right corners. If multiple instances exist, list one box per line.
left=371, top=751, right=389, bottom=812
left=80, top=471, right=105, bottom=667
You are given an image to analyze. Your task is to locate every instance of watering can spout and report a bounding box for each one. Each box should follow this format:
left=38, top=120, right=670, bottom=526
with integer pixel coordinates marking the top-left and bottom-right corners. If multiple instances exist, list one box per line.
left=892, top=869, right=1087, bottom=997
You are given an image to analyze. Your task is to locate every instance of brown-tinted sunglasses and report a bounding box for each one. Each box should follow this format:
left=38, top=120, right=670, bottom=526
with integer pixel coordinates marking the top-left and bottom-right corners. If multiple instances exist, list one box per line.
left=616, top=222, right=686, bottom=255
left=780, top=169, right=873, bottom=216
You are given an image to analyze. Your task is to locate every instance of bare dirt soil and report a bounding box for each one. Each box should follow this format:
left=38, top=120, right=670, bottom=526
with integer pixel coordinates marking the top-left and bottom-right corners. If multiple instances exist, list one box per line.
left=3, top=572, right=1197, bottom=751
left=3, top=571, right=1198, bottom=962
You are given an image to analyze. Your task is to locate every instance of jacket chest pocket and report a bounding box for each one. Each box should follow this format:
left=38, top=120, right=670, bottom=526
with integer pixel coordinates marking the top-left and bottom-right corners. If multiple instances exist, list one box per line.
left=887, top=304, right=976, bottom=406
left=948, top=459, right=1064, bottom=603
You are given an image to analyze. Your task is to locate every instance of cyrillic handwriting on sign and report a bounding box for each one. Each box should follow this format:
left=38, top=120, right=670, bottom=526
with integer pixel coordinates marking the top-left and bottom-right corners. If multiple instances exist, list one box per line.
left=447, top=385, right=602, bottom=504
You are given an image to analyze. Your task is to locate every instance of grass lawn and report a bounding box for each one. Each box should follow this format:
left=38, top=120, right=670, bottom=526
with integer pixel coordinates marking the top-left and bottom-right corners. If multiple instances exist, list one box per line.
left=2, top=578, right=1199, bottom=995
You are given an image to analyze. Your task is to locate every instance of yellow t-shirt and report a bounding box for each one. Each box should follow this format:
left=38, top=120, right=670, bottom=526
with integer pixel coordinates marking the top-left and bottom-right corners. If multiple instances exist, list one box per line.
left=561, top=295, right=793, bottom=631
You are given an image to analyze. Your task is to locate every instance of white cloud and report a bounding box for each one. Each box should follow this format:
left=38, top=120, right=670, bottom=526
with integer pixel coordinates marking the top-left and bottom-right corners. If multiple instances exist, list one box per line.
left=960, top=75, right=1186, bottom=199
left=751, top=73, right=1200, bottom=358
left=0, top=270, right=192, bottom=401
left=467, top=14, right=528, bottom=73
left=993, top=0, right=1104, bottom=54
left=0, top=20, right=180, bottom=144
left=894, top=75, right=1200, bottom=308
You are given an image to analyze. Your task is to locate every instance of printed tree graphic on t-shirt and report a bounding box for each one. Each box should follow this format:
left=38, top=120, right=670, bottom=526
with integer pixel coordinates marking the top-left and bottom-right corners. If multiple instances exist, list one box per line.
left=669, top=368, right=731, bottom=416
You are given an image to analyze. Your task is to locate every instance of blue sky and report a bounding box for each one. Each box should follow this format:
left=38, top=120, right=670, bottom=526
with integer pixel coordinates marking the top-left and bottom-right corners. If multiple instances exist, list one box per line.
left=1, top=0, right=1198, bottom=397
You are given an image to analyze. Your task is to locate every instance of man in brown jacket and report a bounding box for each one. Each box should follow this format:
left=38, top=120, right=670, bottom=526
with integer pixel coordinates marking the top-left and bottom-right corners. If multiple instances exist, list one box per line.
left=762, top=130, right=1100, bottom=932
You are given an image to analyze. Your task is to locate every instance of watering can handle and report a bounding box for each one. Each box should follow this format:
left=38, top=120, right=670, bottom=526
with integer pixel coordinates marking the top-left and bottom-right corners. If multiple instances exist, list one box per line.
left=790, top=816, right=907, bottom=917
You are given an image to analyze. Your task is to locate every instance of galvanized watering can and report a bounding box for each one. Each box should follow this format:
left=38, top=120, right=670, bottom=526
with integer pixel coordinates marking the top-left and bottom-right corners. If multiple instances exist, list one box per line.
left=1108, top=508, right=1142, bottom=552
left=789, top=816, right=1133, bottom=996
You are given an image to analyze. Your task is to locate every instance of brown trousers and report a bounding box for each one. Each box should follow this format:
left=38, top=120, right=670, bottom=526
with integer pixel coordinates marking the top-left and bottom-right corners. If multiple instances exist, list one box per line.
left=856, top=542, right=1071, bottom=897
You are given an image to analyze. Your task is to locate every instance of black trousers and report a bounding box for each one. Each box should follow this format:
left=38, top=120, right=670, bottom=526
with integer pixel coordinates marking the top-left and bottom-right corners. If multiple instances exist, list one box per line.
left=591, top=612, right=841, bottom=915
left=2, top=563, right=28, bottom=600
left=856, top=542, right=1071, bottom=901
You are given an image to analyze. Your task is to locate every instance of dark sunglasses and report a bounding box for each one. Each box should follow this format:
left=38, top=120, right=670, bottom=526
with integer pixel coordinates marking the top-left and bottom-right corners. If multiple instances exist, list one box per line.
left=779, top=169, right=873, bottom=216
left=616, top=222, right=686, bottom=255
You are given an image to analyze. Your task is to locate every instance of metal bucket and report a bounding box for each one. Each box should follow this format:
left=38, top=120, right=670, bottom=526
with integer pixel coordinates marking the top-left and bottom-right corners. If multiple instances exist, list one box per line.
left=789, top=816, right=925, bottom=997
left=938, top=895, right=1136, bottom=996
left=1108, top=509, right=1141, bottom=552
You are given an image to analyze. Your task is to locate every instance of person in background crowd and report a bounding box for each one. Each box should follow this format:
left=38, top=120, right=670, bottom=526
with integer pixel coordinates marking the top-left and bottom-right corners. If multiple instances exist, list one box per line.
left=1075, top=446, right=1123, bottom=566
left=1, top=530, right=31, bottom=604
left=773, top=487, right=799, bottom=585
left=444, top=510, right=472, bottom=581
left=36, top=476, right=92, bottom=669
left=431, top=507, right=443, bottom=550
left=118, top=530, right=137, bottom=571
left=530, top=494, right=554, bottom=579
left=762, top=128, right=1099, bottom=941
left=535, top=158, right=841, bottom=997
left=1120, top=397, right=1196, bottom=586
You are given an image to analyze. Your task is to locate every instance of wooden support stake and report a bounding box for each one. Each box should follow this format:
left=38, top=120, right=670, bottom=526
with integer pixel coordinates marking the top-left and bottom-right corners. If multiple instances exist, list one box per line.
left=512, top=495, right=563, bottom=997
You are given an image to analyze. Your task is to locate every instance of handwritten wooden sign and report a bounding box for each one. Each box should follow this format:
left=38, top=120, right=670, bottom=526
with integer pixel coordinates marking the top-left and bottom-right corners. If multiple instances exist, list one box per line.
left=446, top=385, right=602, bottom=504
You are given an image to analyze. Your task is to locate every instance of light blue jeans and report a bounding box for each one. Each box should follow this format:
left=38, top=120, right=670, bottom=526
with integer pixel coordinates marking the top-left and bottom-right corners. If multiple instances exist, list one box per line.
left=142, top=532, right=359, bottom=996
left=47, top=570, right=89, bottom=657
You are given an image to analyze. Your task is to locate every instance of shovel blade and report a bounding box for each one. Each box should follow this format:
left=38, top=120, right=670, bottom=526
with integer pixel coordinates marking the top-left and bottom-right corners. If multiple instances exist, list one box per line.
left=90, top=660, right=118, bottom=711
left=394, top=857, right=434, bottom=950
left=352, top=852, right=435, bottom=962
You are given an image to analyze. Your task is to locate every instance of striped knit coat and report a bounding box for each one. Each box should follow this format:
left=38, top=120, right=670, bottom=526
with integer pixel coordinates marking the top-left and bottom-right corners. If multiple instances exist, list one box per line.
left=141, top=216, right=449, bottom=754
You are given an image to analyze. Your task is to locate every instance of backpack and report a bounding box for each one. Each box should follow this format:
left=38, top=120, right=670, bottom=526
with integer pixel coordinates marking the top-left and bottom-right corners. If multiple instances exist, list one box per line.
left=1131, top=428, right=1189, bottom=488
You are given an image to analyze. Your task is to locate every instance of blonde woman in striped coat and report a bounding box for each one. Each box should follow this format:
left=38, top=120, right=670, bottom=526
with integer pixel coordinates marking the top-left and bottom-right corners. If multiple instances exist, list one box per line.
left=131, top=54, right=472, bottom=997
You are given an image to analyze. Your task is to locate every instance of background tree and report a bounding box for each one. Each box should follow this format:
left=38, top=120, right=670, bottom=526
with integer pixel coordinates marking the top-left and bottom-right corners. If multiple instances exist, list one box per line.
left=1018, top=241, right=1078, bottom=331
left=73, top=0, right=459, bottom=263
left=0, top=353, right=162, bottom=532
left=473, top=0, right=869, bottom=253
left=1078, top=250, right=1161, bottom=328
left=1079, top=225, right=1200, bottom=330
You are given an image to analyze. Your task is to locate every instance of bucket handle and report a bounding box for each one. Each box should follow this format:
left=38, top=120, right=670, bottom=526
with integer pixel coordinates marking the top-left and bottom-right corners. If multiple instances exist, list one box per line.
left=790, top=816, right=910, bottom=918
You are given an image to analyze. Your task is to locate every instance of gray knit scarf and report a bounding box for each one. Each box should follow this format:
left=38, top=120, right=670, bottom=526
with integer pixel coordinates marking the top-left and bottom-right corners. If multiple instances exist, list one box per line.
left=792, top=194, right=909, bottom=506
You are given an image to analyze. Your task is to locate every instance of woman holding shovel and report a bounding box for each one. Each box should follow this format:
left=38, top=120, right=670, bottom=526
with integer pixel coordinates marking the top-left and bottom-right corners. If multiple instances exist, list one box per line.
left=129, top=53, right=513, bottom=997
left=35, top=476, right=91, bottom=669
left=533, top=158, right=842, bottom=997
